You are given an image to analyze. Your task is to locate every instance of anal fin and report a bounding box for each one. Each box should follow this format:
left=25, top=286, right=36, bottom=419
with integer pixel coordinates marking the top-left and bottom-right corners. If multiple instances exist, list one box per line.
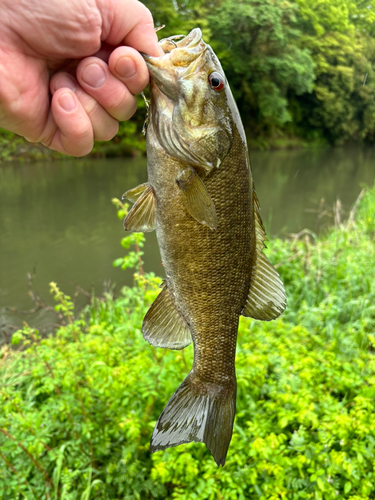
left=176, top=167, right=217, bottom=231
left=124, top=185, right=156, bottom=232
left=142, top=282, right=192, bottom=350
left=242, top=188, right=286, bottom=320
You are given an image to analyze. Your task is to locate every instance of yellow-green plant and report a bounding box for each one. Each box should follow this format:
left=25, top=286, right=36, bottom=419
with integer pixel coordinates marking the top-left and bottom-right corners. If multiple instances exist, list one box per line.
left=1, top=185, right=375, bottom=499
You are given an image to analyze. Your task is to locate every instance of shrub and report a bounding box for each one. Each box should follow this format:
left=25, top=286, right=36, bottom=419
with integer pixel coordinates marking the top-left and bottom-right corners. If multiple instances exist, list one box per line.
left=1, top=185, right=374, bottom=499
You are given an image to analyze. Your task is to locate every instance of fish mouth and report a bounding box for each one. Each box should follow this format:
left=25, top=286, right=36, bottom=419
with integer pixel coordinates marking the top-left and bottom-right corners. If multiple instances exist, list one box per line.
left=143, top=27, right=204, bottom=59
left=167, top=27, right=203, bottom=50
left=142, top=28, right=207, bottom=90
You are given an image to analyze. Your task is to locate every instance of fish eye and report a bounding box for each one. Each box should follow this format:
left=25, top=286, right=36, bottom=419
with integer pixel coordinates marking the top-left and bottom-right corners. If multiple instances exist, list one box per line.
left=208, top=72, right=225, bottom=92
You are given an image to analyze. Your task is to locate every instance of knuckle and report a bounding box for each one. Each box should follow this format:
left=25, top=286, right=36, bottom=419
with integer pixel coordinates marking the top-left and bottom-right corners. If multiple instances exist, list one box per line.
left=73, top=124, right=93, bottom=144
left=61, top=123, right=93, bottom=156
left=97, top=87, right=134, bottom=121
left=105, top=85, right=128, bottom=109
left=77, top=11, right=102, bottom=54
left=81, top=95, right=97, bottom=116
left=81, top=95, right=119, bottom=141
left=30, top=124, right=57, bottom=146
left=40, top=134, right=54, bottom=148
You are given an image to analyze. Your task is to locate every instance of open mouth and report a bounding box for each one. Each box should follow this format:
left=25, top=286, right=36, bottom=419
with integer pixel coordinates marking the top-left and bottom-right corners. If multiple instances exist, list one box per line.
left=158, top=28, right=203, bottom=53
left=142, top=28, right=206, bottom=67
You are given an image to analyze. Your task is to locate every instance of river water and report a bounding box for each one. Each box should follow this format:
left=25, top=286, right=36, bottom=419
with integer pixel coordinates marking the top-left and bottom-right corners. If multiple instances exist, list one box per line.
left=1, top=146, right=374, bottom=335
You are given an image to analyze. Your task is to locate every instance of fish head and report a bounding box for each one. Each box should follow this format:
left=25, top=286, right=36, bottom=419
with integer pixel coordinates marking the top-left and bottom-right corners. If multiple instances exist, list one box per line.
left=143, top=28, right=242, bottom=172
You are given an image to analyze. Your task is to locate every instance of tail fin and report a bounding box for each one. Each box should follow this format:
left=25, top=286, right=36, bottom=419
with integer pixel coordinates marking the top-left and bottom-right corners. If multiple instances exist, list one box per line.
left=150, top=373, right=236, bottom=466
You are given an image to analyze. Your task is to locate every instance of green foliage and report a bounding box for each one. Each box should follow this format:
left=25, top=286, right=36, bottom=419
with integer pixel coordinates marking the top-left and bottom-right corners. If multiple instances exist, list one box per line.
left=0, top=128, right=64, bottom=162
left=208, top=0, right=315, bottom=136
left=50, top=282, right=75, bottom=325
left=111, top=197, right=146, bottom=273
left=1, top=185, right=375, bottom=497
left=144, top=0, right=211, bottom=37
left=1, top=278, right=164, bottom=499
left=143, top=0, right=375, bottom=146
left=0, top=128, right=24, bottom=161
left=144, top=0, right=375, bottom=145
left=292, top=0, right=375, bottom=144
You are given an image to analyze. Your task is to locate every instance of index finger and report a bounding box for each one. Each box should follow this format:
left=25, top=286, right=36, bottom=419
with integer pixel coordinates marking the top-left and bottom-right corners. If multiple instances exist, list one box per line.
left=99, top=0, right=163, bottom=57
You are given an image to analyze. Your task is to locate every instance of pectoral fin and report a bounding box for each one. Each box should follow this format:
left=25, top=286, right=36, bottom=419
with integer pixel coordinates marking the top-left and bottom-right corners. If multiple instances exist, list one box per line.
left=176, top=167, right=217, bottom=231
left=189, top=128, right=231, bottom=170
left=122, top=182, right=149, bottom=202
left=242, top=188, right=286, bottom=320
left=124, top=185, right=156, bottom=232
left=143, top=281, right=192, bottom=350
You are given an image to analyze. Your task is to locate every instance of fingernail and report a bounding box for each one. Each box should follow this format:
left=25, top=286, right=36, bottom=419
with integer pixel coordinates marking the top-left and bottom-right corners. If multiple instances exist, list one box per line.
left=59, top=92, right=76, bottom=112
left=81, top=63, right=106, bottom=88
left=115, top=56, right=137, bottom=79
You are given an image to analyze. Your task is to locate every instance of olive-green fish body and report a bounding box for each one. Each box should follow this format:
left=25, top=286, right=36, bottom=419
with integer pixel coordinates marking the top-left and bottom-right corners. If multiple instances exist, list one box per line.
left=123, top=28, right=286, bottom=466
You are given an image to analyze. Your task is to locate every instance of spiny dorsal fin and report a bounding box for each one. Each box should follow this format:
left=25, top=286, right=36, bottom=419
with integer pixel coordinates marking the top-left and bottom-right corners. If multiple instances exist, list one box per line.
left=176, top=167, right=217, bottom=231
left=143, top=281, right=192, bottom=350
left=242, top=188, right=286, bottom=320
left=122, top=182, right=149, bottom=203
left=124, top=185, right=156, bottom=232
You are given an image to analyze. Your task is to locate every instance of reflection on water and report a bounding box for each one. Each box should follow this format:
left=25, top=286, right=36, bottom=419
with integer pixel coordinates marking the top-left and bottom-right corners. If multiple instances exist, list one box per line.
left=250, top=147, right=375, bottom=236
left=0, top=147, right=374, bottom=331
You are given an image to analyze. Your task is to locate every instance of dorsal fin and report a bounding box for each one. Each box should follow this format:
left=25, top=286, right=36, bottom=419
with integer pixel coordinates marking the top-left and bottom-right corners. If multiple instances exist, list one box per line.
left=123, top=185, right=156, bottom=232
left=143, top=281, right=192, bottom=350
left=242, top=188, right=286, bottom=320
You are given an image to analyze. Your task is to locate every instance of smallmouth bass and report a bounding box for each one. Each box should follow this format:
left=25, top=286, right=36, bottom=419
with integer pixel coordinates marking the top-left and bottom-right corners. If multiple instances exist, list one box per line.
left=123, top=28, right=286, bottom=466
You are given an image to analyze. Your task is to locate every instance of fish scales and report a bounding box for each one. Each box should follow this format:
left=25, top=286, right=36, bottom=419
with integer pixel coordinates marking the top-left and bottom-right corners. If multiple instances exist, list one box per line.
left=149, top=127, right=252, bottom=382
left=123, top=28, right=286, bottom=466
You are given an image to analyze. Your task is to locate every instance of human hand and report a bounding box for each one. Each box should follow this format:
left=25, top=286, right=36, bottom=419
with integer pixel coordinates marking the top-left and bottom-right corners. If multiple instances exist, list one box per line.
left=0, top=0, right=163, bottom=156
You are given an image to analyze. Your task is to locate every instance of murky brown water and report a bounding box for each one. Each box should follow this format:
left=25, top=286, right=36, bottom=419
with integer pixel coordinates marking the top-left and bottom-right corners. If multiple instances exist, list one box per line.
left=1, top=146, right=374, bottom=335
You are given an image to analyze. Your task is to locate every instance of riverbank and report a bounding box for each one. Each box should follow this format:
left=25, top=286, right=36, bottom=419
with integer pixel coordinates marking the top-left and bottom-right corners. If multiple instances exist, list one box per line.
left=0, top=128, right=145, bottom=163
left=2, top=148, right=374, bottom=326
left=0, top=127, right=330, bottom=164
left=1, top=183, right=374, bottom=498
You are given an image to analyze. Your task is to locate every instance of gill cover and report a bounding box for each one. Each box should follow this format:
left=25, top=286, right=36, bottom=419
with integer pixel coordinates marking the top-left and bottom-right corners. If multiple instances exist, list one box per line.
left=143, top=28, right=233, bottom=173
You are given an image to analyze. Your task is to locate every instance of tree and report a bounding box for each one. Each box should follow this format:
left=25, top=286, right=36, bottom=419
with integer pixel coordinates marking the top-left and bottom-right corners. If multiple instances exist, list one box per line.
left=207, top=0, right=315, bottom=138
left=292, top=0, right=375, bottom=144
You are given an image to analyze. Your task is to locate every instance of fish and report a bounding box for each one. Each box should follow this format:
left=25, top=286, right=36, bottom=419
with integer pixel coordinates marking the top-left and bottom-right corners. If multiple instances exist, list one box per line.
left=123, top=28, right=286, bottom=466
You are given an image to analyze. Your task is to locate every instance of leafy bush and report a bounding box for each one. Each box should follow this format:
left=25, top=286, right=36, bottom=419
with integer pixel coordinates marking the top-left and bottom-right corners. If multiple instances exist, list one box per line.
left=0, top=128, right=59, bottom=162
left=1, top=185, right=375, bottom=499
